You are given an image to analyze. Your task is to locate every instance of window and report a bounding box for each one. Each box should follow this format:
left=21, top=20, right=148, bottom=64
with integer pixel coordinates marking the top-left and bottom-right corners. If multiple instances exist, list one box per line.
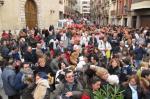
left=59, top=0, right=63, bottom=4
left=83, top=6, right=87, bottom=8
left=82, top=1, right=88, bottom=4
left=83, top=9, right=89, bottom=12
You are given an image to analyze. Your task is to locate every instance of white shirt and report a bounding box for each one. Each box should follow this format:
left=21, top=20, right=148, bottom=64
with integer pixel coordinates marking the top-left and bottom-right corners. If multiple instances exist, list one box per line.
left=98, top=40, right=112, bottom=56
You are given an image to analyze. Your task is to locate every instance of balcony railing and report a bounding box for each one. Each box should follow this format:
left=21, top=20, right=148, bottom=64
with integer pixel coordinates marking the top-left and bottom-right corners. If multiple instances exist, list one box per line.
left=132, top=0, right=149, bottom=3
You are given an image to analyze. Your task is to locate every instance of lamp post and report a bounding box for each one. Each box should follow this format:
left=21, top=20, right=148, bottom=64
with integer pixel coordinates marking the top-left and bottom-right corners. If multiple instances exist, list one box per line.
left=0, top=0, right=4, bottom=6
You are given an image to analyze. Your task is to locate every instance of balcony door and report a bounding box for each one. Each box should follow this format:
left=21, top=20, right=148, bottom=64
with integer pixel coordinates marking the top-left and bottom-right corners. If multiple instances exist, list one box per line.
left=25, top=0, right=37, bottom=29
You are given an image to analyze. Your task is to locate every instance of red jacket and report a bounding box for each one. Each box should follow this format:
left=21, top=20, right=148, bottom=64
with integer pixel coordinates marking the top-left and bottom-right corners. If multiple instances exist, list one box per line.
left=81, top=94, right=90, bottom=99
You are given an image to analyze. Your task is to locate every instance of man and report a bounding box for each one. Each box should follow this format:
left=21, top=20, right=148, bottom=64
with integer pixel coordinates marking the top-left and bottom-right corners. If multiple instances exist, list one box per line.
left=51, top=70, right=83, bottom=99
left=24, top=46, right=37, bottom=64
left=2, top=59, right=20, bottom=99
left=88, top=33, right=98, bottom=47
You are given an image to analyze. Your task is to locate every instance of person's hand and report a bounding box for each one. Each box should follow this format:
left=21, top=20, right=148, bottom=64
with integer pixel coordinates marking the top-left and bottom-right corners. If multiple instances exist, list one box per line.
left=65, top=92, right=73, bottom=97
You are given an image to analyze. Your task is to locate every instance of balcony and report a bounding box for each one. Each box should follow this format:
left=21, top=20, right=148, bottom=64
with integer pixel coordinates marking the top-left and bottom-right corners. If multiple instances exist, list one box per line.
left=111, top=0, right=116, bottom=3
left=132, top=0, right=149, bottom=3
left=111, top=10, right=116, bottom=16
left=131, top=0, right=150, bottom=10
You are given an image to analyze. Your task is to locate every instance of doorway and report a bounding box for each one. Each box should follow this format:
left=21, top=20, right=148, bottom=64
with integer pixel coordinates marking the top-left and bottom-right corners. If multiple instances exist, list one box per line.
left=25, top=0, right=38, bottom=29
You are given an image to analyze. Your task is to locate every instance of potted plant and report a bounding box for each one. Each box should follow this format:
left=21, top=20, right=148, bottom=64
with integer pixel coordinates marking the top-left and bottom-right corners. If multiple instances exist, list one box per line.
left=94, top=84, right=124, bottom=99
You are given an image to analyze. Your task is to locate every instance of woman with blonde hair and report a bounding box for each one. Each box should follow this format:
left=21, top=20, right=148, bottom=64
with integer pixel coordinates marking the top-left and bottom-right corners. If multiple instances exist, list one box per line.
left=90, top=65, right=119, bottom=85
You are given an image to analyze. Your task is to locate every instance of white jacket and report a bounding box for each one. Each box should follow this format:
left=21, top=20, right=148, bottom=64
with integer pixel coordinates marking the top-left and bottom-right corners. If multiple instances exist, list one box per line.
left=98, top=40, right=112, bottom=56
left=33, top=79, right=50, bottom=99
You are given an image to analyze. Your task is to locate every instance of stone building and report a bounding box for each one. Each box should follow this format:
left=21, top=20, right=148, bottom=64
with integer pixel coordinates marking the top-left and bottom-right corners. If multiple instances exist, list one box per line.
left=0, top=0, right=64, bottom=32
left=131, top=0, right=150, bottom=28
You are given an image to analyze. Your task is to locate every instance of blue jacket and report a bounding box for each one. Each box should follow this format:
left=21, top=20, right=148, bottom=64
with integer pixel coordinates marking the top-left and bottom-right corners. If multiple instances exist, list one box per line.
left=12, top=52, right=21, bottom=61
left=1, top=66, right=17, bottom=96
left=14, top=72, right=27, bottom=91
left=134, top=47, right=146, bottom=60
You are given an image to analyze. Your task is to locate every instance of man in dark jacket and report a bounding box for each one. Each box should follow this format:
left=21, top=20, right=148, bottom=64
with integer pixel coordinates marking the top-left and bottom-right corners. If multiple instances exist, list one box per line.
left=134, top=45, right=146, bottom=69
left=110, top=33, right=120, bottom=54
left=88, top=33, right=98, bottom=47
left=24, top=46, right=37, bottom=64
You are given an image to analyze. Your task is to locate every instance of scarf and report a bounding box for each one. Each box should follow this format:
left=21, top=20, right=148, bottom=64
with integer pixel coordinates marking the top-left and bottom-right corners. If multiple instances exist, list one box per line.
left=129, top=83, right=138, bottom=99
left=21, top=68, right=34, bottom=83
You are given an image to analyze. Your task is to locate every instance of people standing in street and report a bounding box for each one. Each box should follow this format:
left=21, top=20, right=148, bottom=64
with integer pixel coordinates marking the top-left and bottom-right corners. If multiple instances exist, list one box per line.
left=1, top=59, right=20, bottom=99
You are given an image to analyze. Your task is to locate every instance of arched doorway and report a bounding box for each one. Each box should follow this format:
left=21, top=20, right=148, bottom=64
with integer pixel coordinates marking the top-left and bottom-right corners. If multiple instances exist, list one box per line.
left=25, top=0, right=37, bottom=29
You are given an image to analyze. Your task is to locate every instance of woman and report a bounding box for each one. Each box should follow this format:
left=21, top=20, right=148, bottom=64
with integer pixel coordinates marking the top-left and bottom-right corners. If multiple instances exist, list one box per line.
left=55, top=61, right=70, bottom=85
left=90, top=65, right=119, bottom=85
left=33, top=72, right=50, bottom=99
left=81, top=76, right=101, bottom=99
left=123, top=74, right=142, bottom=99
left=108, top=58, right=121, bottom=76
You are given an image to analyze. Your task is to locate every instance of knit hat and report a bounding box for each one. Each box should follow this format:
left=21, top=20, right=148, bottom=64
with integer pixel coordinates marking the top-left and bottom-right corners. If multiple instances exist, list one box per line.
left=37, top=72, right=48, bottom=79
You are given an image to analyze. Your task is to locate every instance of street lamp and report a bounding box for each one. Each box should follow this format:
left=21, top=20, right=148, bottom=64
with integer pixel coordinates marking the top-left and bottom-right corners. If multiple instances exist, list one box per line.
left=0, top=0, right=4, bottom=6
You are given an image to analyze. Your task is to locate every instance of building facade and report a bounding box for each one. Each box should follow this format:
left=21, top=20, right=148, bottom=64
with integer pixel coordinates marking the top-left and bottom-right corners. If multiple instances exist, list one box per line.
left=0, top=0, right=64, bottom=33
left=90, top=0, right=101, bottom=25
left=81, top=0, right=90, bottom=18
left=64, top=0, right=77, bottom=18
left=131, top=0, right=150, bottom=28
left=117, top=0, right=132, bottom=27
left=109, top=0, right=117, bottom=25
left=90, top=0, right=109, bottom=25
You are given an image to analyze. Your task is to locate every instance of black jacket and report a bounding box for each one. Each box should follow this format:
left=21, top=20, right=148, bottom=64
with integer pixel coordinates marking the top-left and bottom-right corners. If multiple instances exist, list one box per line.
left=124, top=85, right=142, bottom=99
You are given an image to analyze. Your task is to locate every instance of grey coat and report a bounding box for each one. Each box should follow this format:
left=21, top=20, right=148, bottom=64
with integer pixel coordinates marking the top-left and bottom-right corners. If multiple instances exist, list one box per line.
left=51, top=79, right=83, bottom=99
left=1, top=66, right=17, bottom=96
left=0, top=68, right=3, bottom=89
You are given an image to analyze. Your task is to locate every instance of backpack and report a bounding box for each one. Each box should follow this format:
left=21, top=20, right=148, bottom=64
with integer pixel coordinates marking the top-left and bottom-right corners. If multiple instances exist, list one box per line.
left=44, top=88, right=51, bottom=99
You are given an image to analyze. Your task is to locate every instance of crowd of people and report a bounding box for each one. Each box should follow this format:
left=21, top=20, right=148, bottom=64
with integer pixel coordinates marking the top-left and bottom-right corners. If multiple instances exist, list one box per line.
left=0, top=20, right=150, bottom=99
